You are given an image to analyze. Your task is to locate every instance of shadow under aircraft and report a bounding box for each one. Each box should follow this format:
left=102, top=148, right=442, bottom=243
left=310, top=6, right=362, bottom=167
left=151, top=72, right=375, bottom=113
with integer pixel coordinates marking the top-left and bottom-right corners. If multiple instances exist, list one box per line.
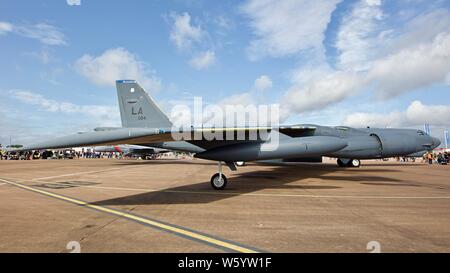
left=91, top=163, right=408, bottom=206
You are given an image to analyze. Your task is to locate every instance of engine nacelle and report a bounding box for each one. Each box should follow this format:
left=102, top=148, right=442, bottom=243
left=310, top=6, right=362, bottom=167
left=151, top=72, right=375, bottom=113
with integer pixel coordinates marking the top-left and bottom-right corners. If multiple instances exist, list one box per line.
left=328, top=135, right=382, bottom=159
left=195, top=136, right=347, bottom=162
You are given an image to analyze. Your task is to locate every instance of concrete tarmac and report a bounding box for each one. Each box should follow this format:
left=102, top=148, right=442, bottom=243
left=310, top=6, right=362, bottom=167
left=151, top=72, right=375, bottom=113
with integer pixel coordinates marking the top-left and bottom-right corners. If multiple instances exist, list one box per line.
left=0, top=158, right=449, bottom=252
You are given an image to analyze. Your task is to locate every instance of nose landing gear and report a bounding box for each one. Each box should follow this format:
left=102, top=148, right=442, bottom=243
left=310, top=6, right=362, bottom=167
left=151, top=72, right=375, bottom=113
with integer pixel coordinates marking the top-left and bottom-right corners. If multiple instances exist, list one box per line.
left=210, top=161, right=228, bottom=190
left=211, top=173, right=227, bottom=190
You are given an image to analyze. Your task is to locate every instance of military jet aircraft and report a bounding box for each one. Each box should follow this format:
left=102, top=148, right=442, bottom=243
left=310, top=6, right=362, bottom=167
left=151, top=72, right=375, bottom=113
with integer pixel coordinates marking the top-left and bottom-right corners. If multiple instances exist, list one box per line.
left=11, top=80, right=441, bottom=190
left=94, top=144, right=169, bottom=159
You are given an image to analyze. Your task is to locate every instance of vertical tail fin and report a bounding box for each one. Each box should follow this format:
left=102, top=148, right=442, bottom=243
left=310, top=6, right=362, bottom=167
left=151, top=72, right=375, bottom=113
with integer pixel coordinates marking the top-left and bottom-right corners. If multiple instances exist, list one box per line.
left=116, top=80, right=172, bottom=129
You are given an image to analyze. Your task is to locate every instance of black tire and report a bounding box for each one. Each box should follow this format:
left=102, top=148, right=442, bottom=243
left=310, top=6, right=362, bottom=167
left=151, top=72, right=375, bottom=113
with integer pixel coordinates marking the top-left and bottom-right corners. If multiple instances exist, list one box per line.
left=210, top=173, right=228, bottom=190
left=337, top=159, right=346, bottom=167
left=347, top=159, right=361, bottom=168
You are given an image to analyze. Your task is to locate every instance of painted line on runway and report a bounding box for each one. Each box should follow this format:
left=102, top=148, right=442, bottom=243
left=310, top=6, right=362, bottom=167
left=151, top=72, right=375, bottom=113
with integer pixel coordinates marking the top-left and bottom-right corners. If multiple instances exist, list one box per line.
left=31, top=164, right=164, bottom=181
left=0, top=178, right=261, bottom=253
left=83, top=185, right=450, bottom=200
left=31, top=167, right=125, bottom=181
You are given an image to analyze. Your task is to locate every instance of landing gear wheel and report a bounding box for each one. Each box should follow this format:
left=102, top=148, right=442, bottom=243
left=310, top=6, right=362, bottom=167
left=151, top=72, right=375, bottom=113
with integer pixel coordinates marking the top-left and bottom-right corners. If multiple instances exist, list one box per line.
left=210, top=173, right=228, bottom=190
left=348, top=159, right=361, bottom=168
left=235, top=161, right=246, bottom=167
left=337, top=159, right=346, bottom=167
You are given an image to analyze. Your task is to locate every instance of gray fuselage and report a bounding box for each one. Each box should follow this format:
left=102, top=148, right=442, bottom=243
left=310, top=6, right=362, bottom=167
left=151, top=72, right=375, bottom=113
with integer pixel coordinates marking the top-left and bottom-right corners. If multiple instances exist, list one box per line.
left=150, top=125, right=440, bottom=162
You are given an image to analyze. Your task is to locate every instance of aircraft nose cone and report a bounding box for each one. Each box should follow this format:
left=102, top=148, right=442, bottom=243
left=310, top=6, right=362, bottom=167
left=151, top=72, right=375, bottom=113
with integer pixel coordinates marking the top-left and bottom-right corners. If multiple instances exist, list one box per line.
left=433, top=137, right=441, bottom=148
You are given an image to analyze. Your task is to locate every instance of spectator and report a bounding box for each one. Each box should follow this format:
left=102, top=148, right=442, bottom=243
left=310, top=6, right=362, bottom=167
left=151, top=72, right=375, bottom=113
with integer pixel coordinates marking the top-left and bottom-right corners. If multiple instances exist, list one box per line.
left=427, top=153, right=433, bottom=164
left=437, top=153, right=447, bottom=165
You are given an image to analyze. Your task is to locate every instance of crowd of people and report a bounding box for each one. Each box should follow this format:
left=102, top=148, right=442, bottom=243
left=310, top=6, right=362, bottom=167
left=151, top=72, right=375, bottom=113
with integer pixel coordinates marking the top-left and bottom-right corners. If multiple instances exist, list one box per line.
left=0, top=148, right=123, bottom=160
left=0, top=147, right=174, bottom=161
left=425, top=152, right=449, bottom=165
left=1, top=145, right=449, bottom=164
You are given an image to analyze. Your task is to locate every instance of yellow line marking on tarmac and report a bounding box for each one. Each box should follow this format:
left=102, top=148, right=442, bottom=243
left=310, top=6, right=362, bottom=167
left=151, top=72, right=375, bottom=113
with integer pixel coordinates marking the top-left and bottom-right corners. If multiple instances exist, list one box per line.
left=0, top=178, right=259, bottom=253
left=83, top=185, right=450, bottom=199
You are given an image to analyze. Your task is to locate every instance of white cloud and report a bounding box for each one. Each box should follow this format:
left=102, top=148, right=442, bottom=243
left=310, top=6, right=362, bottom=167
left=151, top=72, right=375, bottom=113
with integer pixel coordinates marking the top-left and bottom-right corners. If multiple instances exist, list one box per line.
left=169, top=12, right=203, bottom=51
left=343, top=100, right=450, bottom=128
left=335, top=4, right=450, bottom=100
left=212, top=75, right=274, bottom=111
left=253, top=75, right=272, bottom=91
left=0, top=21, right=66, bottom=45
left=283, top=70, right=363, bottom=113
left=9, top=90, right=118, bottom=123
left=280, top=0, right=384, bottom=115
left=335, top=0, right=384, bottom=70
left=1, top=89, right=120, bottom=145
left=75, top=48, right=161, bottom=92
left=167, top=12, right=222, bottom=70
left=15, top=23, right=67, bottom=45
left=214, top=15, right=233, bottom=30
left=189, top=50, right=216, bottom=70
left=284, top=31, right=450, bottom=114
left=280, top=5, right=450, bottom=118
left=202, top=76, right=280, bottom=126
left=368, top=32, right=450, bottom=99
left=66, top=0, right=81, bottom=6
left=0, top=22, right=13, bottom=35
left=214, top=93, right=279, bottom=127
left=241, top=0, right=341, bottom=60
left=218, top=93, right=255, bottom=107
left=366, top=0, right=381, bottom=5
left=23, top=48, right=53, bottom=64
left=405, top=100, right=450, bottom=127
left=387, top=8, right=450, bottom=54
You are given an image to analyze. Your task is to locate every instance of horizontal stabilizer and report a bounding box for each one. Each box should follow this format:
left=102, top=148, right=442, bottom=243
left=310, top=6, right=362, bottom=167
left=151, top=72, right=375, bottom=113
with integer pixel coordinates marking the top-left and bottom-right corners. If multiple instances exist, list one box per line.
left=9, top=128, right=168, bottom=152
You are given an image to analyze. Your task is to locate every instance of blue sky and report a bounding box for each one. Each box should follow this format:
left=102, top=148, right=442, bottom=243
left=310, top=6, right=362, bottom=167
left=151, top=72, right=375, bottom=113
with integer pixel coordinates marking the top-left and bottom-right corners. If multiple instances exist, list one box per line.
left=1, top=0, right=450, bottom=145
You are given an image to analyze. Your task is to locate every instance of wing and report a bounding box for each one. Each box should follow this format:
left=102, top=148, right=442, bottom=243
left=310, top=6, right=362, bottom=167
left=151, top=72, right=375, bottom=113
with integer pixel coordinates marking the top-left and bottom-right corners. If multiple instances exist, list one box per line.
left=10, top=126, right=317, bottom=152
left=185, top=126, right=316, bottom=150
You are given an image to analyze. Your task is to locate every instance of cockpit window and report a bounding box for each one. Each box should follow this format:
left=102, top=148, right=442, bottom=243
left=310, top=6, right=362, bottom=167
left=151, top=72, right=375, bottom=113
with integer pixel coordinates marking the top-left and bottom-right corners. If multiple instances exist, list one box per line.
left=417, top=130, right=426, bottom=135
